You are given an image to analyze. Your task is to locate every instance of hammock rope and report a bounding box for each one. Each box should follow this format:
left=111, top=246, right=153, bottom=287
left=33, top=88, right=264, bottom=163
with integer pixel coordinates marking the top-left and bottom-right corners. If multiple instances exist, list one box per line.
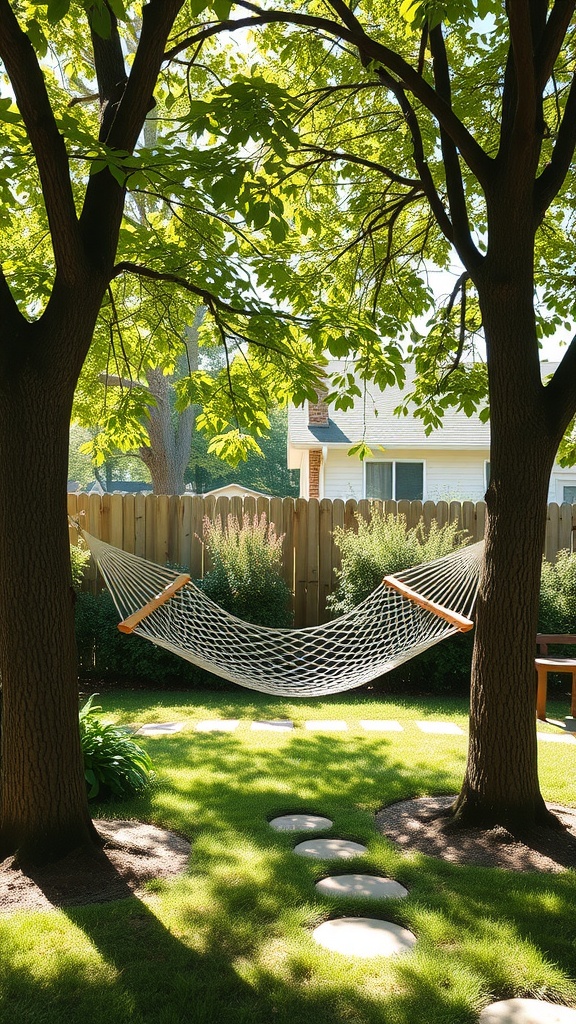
left=80, top=531, right=482, bottom=698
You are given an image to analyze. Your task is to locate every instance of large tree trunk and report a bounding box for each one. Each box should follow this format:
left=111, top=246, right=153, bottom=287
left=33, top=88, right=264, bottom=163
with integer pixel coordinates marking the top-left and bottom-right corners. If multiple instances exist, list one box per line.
left=453, top=255, right=560, bottom=829
left=0, top=327, right=101, bottom=865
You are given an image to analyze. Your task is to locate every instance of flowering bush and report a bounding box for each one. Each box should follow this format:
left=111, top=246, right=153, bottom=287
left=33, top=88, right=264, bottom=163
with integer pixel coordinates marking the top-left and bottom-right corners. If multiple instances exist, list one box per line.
left=198, top=513, right=293, bottom=627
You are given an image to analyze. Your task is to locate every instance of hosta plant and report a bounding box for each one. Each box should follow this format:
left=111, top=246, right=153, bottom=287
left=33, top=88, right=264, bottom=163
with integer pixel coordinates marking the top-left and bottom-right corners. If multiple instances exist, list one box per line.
left=79, top=694, right=154, bottom=801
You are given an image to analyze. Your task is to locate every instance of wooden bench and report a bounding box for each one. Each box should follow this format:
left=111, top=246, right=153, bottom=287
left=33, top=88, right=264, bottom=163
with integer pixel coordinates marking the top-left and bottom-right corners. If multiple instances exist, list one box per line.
left=535, top=634, right=576, bottom=721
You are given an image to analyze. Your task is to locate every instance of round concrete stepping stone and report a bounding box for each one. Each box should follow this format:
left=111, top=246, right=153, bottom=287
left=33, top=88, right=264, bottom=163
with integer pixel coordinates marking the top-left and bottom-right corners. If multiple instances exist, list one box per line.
left=313, top=917, right=416, bottom=958
left=270, top=814, right=333, bottom=832
left=293, top=838, right=367, bottom=859
left=479, top=999, right=576, bottom=1023
left=315, top=874, right=408, bottom=899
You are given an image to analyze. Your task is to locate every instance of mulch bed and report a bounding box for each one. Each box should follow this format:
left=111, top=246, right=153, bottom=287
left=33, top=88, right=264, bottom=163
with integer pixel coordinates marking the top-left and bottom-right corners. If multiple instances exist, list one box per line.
left=0, top=819, right=190, bottom=915
left=376, top=796, right=576, bottom=872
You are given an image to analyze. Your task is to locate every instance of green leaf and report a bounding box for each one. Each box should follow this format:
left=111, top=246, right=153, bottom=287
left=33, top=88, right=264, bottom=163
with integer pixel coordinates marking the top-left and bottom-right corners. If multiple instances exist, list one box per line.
left=47, top=0, right=71, bottom=23
left=88, top=1, right=112, bottom=38
left=249, top=202, right=270, bottom=230
left=107, top=0, right=126, bottom=18
left=26, top=19, right=48, bottom=56
left=348, top=441, right=373, bottom=461
left=212, top=0, right=232, bottom=19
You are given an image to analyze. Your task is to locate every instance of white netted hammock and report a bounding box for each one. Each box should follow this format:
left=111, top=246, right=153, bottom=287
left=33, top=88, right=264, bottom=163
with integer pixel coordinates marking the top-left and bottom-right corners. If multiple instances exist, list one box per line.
left=80, top=530, right=482, bottom=698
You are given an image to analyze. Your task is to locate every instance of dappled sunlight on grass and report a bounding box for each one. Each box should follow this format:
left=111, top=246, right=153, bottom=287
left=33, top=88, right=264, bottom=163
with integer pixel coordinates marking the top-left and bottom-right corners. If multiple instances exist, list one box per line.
left=2, top=689, right=576, bottom=1023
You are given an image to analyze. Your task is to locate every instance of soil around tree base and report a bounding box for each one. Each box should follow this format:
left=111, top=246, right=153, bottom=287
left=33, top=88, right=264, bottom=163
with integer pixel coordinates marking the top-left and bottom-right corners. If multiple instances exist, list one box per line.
left=0, top=819, right=191, bottom=915
left=376, top=797, right=576, bottom=872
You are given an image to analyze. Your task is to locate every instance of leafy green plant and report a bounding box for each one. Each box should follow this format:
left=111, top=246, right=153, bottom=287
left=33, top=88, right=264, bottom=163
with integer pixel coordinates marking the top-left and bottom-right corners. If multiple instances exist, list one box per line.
left=539, top=550, right=576, bottom=635
left=198, top=512, right=293, bottom=627
left=328, top=511, right=464, bottom=616
left=70, top=543, right=91, bottom=592
left=79, top=694, right=154, bottom=800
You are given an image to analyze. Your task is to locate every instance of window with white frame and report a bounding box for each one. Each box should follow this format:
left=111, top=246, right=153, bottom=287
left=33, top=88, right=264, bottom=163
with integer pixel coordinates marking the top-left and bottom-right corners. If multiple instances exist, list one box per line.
left=365, top=460, right=424, bottom=501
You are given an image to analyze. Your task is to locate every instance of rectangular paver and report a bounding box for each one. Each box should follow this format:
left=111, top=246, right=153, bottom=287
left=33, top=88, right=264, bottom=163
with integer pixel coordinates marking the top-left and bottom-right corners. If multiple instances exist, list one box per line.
left=416, top=721, right=464, bottom=735
left=537, top=731, right=576, bottom=744
left=135, top=722, right=184, bottom=736
left=196, top=719, right=239, bottom=732
left=251, top=720, right=294, bottom=731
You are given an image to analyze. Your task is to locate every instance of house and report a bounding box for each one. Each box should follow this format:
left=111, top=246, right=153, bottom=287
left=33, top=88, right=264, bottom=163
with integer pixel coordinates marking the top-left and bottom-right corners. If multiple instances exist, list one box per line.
left=287, top=362, right=576, bottom=503
left=186, top=483, right=272, bottom=501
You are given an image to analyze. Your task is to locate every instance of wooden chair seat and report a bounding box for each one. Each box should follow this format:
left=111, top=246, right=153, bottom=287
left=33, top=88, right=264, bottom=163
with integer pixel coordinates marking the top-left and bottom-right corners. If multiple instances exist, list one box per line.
left=535, top=635, right=576, bottom=721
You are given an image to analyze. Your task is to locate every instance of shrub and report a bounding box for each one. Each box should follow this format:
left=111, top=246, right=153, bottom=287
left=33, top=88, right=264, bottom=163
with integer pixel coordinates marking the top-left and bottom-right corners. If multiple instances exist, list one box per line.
left=328, top=511, right=464, bottom=616
left=75, top=589, right=218, bottom=687
left=70, top=543, right=91, bottom=592
left=327, top=512, right=470, bottom=693
left=79, top=693, right=153, bottom=800
left=539, top=550, right=576, bottom=634
left=198, top=513, right=293, bottom=627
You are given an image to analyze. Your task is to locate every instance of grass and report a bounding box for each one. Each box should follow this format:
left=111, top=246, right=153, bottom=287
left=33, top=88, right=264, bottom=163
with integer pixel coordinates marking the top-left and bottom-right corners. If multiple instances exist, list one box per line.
left=2, top=688, right=576, bottom=1024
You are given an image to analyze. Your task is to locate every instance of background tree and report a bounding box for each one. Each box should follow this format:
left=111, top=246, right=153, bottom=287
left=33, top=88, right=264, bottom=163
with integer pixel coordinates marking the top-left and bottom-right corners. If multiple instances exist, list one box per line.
left=75, top=302, right=206, bottom=495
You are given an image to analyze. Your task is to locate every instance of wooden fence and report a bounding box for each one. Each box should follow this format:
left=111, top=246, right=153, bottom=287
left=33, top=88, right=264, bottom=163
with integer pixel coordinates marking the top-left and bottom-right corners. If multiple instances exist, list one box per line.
left=67, top=492, right=576, bottom=628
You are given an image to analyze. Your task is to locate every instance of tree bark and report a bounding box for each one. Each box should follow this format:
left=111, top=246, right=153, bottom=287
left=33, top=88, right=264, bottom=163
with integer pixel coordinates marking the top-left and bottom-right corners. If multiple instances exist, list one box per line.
left=0, top=325, right=101, bottom=863
left=452, top=249, right=561, bottom=829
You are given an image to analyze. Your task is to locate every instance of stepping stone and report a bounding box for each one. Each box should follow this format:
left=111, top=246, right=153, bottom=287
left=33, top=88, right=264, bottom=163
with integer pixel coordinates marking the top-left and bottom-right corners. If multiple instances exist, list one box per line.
left=251, top=720, right=294, bottom=731
left=312, top=917, right=416, bottom=958
left=416, top=721, right=464, bottom=734
left=315, top=874, right=408, bottom=899
left=195, top=719, right=239, bottom=732
left=293, top=838, right=367, bottom=859
left=270, top=814, right=333, bottom=832
left=135, top=722, right=184, bottom=736
left=304, top=720, right=348, bottom=731
left=479, top=999, right=576, bottom=1023
left=360, top=720, right=403, bottom=732
left=537, top=732, right=576, bottom=744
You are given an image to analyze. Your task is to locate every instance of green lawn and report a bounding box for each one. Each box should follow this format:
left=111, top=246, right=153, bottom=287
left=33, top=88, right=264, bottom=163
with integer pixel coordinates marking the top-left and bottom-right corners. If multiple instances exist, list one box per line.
left=2, top=689, right=575, bottom=1024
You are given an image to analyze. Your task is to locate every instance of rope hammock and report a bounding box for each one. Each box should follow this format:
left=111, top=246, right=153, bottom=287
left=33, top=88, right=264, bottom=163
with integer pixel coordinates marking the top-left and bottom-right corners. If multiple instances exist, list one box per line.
left=80, top=530, right=482, bottom=698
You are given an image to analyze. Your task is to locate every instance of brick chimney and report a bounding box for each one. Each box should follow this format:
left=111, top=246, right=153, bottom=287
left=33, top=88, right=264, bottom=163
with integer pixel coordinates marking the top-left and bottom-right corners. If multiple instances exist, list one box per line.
left=308, top=387, right=329, bottom=428
left=308, top=449, right=322, bottom=499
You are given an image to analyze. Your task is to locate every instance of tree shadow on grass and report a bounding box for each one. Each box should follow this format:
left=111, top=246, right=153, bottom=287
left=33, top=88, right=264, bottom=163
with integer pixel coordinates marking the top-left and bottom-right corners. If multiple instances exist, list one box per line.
left=3, top=726, right=576, bottom=1024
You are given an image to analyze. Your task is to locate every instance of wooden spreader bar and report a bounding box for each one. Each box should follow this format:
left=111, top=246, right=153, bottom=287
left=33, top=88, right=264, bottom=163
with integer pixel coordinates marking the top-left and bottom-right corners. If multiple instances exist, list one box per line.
left=118, top=574, right=191, bottom=634
left=383, top=575, right=474, bottom=632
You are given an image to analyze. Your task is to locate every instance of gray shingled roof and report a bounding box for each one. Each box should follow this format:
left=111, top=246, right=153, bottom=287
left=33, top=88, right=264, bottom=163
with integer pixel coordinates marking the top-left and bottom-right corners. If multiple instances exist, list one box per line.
left=288, top=362, right=558, bottom=449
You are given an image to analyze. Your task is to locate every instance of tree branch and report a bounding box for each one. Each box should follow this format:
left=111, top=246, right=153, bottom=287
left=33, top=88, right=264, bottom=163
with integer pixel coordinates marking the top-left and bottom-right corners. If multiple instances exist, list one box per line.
left=166, top=7, right=493, bottom=186
left=429, top=25, right=481, bottom=271
left=0, top=0, right=83, bottom=281
left=90, top=5, right=129, bottom=143
left=535, top=0, right=575, bottom=91
left=79, top=0, right=185, bottom=277
left=299, top=145, right=422, bottom=186
left=535, top=71, right=576, bottom=217
left=507, top=0, right=538, bottom=138
left=543, top=335, right=576, bottom=442
left=112, top=262, right=308, bottom=335
left=374, top=66, right=454, bottom=245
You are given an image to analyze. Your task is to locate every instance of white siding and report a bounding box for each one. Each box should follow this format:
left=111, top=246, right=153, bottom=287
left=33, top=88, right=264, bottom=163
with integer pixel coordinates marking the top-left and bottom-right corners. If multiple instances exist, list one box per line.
left=323, top=448, right=489, bottom=501
left=323, top=449, right=364, bottom=500
left=549, top=466, right=576, bottom=504
left=424, top=451, right=489, bottom=501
